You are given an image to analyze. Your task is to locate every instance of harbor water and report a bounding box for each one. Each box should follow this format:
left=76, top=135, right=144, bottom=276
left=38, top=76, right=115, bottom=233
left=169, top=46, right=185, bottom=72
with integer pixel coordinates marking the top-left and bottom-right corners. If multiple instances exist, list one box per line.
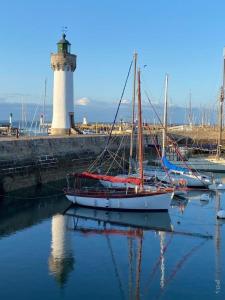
left=0, top=181, right=225, bottom=299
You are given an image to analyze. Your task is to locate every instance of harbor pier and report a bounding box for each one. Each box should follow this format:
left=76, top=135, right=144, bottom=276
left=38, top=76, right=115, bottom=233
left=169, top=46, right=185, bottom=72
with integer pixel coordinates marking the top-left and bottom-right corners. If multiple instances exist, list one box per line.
left=0, top=134, right=153, bottom=193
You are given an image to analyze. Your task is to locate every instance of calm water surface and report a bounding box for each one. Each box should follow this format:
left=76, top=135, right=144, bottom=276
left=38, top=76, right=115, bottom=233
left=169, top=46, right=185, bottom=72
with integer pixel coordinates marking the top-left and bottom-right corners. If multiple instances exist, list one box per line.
left=0, top=183, right=225, bottom=299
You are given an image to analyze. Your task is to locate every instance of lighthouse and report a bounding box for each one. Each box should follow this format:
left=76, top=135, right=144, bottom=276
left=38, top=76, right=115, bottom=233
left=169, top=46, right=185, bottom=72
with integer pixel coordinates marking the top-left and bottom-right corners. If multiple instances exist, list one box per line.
left=51, top=33, right=76, bottom=135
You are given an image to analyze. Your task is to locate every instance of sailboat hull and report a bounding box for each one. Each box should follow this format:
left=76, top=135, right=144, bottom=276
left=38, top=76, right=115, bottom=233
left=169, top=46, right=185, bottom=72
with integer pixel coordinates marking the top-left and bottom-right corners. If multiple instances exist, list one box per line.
left=144, top=168, right=211, bottom=187
left=65, top=192, right=172, bottom=211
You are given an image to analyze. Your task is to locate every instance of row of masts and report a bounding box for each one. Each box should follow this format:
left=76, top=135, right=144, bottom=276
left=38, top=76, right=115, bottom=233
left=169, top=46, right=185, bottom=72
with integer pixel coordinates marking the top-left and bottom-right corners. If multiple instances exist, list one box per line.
left=157, top=50, right=225, bottom=160
left=128, top=49, right=225, bottom=186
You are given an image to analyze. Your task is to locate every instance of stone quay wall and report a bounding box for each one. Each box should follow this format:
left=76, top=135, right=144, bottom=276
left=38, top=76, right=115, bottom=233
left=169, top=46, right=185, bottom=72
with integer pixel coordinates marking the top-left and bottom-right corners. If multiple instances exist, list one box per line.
left=0, top=134, right=153, bottom=193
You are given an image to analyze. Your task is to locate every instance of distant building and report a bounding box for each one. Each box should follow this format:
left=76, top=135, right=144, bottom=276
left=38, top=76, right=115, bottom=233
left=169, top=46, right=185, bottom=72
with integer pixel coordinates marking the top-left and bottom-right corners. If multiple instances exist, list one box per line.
left=83, top=116, right=88, bottom=125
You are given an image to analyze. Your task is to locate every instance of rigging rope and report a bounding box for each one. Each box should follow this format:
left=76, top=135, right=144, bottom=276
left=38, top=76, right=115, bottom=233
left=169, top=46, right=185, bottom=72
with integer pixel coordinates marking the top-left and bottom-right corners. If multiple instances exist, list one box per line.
left=88, top=58, right=137, bottom=174
left=98, top=59, right=133, bottom=167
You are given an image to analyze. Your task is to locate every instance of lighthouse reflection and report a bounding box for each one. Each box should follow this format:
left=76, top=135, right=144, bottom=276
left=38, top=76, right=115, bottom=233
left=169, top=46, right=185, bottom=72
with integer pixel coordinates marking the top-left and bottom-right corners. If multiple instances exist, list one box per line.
left=49, top=214, right=74, bottom=287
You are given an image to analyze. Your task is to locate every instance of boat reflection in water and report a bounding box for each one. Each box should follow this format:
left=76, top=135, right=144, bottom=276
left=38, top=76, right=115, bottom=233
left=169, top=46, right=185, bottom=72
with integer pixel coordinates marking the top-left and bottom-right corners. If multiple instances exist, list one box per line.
left=64, top=207, right=172, bottom=298
left=214, top=190, right=225, bottom=295
left=65, top=207, right=172, bottom=232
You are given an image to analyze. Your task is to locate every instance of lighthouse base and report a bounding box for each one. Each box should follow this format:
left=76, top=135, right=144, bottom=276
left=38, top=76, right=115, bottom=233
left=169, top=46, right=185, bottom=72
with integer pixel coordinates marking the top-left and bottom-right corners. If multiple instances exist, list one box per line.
left=51, top=127, right=81, bottom=135
left=51, top=128, right=71, bottom=135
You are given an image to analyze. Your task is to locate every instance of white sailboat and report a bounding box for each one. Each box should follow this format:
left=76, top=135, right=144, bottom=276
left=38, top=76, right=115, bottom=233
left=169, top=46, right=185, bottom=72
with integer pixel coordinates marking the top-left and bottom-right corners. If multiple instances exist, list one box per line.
left=64, top=66, right=173, bottom=211
left=99, top=55, right=186, bottom=196
left=163, top=49, right=225, bottom=173
left=150, top=74, right=213, bottom=188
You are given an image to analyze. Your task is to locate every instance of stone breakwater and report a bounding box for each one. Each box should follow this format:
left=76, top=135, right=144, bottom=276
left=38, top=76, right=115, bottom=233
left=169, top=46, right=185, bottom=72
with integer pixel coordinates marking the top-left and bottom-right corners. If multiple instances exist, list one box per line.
left=0, top=135, right=119, bottom=161
left=0, top=134, right=153, bottom=193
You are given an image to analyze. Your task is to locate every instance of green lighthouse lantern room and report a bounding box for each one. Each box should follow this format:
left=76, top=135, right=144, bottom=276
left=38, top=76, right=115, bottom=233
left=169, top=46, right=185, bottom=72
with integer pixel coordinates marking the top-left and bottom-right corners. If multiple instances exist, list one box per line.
left=57, top=33, right=71, bottom=54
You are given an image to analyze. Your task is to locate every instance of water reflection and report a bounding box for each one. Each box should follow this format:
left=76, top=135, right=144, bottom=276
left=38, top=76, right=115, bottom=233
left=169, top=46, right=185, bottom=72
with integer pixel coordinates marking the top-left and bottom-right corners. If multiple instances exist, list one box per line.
left=159, top=231, right=165, bottom=289
left=1, top=187, right=225, bottom=299
left=171, top=196, right=188, bottom=214
left=49, top=214, right=74, bottom=287
left=66, top=207, right=172, bottom=232
left=0, top=192, right=69, bottom=239
left=174, top=189, right=225, bottom=297
left=62, top=192, right=224, bottom=298
left=65, top=207, right=172, bottom=299
left=215, top=191, right=222, bottom=295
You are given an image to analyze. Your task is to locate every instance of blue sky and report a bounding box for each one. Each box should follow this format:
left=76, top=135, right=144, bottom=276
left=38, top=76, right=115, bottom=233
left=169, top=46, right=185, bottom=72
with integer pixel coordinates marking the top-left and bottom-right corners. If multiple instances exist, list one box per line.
left=0, top=0, right=225, bottom=119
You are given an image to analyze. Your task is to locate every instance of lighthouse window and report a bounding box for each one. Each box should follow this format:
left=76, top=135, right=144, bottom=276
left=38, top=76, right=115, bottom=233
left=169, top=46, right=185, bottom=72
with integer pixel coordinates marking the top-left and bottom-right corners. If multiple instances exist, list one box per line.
left=58, top=44, right=63, bottom=52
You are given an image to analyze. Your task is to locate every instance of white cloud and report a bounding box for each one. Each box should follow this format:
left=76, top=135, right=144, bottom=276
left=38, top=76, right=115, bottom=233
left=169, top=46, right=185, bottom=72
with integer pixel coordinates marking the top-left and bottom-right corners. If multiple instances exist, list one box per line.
left=75, top=97, right=90, bottom=106
left=121, top=99, right=130, bottom=104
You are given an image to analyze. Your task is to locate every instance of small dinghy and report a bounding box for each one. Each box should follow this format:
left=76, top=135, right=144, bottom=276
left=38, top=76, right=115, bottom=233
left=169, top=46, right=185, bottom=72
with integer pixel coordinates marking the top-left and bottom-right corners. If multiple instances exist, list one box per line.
left=200, top=193, right=210, bottom=201
left=217, top=210, right=225, bottom=219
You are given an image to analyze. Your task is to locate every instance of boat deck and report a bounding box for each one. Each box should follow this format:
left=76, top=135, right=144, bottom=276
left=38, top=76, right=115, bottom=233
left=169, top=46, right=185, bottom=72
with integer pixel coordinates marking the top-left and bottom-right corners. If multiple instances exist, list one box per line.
left=64, top=187, right=173, bottom=199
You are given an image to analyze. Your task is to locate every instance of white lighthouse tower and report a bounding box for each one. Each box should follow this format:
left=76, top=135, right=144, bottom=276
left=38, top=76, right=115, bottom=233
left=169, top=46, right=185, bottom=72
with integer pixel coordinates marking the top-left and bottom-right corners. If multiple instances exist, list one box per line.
left=51, top=33, right=76, bottom=135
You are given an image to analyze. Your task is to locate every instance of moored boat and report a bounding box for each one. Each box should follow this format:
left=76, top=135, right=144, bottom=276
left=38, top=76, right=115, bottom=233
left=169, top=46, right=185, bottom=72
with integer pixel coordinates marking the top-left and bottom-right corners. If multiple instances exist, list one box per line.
left=64, top=65, right=173, bottom=211
left=65, top=172, right=173, bottom=211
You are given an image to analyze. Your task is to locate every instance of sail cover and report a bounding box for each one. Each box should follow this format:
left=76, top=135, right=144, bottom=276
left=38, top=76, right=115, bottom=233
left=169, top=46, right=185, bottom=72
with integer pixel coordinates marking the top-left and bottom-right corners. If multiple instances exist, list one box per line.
left=162, top=156, right=189, bottom=173
left=71, top=172, right=142, bottom=185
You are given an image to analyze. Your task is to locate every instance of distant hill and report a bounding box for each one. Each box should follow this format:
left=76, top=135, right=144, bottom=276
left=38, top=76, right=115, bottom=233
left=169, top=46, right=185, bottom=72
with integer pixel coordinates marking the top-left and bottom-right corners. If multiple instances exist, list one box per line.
left=0, top=101, right=216, bottom=125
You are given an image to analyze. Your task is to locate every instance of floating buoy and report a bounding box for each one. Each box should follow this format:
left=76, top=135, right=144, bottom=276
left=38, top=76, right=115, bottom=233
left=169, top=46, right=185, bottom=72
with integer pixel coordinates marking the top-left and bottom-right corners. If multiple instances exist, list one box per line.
left=216, top=183, right=225, bottom=190
left=200, top=193, right=210, bottom=201
left=217, top=210, right=225, bottom=219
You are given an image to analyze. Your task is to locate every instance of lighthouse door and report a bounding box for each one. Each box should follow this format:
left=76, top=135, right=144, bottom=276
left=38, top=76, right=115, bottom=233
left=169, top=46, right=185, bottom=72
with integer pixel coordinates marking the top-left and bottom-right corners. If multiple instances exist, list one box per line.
left=69, top=112, right=75, bottom=128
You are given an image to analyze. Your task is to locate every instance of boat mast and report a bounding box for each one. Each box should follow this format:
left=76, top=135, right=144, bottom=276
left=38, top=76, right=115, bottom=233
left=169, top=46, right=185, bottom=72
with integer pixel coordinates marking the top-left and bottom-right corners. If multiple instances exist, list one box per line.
left=137, top=69, right=144, bottom=188
left=129, top=52, right=138, bottom=175
left=188, top=90, right=193, bottom=128
left=217, top=49, right=225, bottom=159
left=162, top=74, right=168, bottom=157
left=43, top=78, right=47, bottom=124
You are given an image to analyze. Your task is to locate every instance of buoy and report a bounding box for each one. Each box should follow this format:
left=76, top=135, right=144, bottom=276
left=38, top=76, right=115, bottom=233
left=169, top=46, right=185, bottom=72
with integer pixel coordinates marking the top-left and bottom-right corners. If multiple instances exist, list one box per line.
left=200, top=193, right=210, bottom=201
left=216, top=183, right=225, bottom=190
left=217, top=210, right=225, bottom=219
